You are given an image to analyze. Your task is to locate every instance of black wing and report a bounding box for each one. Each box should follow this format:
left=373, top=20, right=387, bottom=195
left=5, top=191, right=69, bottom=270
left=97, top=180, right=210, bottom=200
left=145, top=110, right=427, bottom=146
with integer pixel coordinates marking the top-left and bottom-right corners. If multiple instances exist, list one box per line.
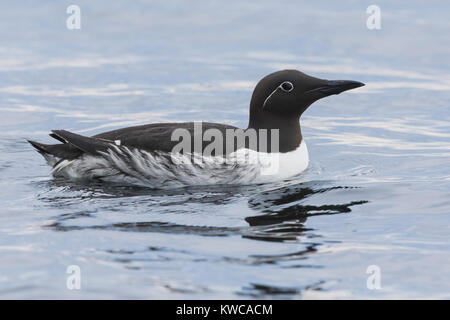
left=28, top=122, right=240, bottom=159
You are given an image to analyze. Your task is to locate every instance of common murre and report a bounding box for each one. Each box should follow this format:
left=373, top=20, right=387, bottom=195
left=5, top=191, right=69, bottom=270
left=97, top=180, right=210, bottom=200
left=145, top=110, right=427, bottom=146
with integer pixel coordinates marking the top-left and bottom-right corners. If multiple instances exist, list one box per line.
left=28, top=70, right=364, bottom=188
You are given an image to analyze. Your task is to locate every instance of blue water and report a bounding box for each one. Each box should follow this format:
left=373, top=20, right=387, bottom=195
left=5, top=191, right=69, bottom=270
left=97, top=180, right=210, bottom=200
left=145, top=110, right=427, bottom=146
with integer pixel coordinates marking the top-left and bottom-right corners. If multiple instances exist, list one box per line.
left=0, top=0, right=449, bottom=299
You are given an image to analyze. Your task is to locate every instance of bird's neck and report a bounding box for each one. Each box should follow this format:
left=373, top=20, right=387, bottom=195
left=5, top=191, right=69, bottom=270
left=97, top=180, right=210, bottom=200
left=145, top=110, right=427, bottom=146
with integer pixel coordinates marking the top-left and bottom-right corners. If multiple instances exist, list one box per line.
left=247, top=113, right=302, bottom=153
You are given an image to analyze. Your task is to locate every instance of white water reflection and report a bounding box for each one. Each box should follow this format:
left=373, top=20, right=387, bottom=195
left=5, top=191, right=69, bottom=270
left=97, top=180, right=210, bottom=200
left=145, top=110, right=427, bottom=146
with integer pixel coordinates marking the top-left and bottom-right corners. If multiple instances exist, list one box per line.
left=0, top=54, right=145, bottom=72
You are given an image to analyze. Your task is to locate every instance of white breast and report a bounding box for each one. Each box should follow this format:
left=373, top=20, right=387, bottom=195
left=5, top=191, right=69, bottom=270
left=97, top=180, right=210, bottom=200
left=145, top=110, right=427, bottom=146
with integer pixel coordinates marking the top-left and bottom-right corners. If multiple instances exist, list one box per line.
left=251, top=140, right=309, bottom=183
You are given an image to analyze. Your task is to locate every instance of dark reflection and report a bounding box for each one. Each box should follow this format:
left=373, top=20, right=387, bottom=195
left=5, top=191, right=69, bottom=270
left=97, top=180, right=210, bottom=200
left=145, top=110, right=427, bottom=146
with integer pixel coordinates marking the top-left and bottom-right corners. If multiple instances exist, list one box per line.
left=238, top=280, right=325, bottom=298
left=247, top=184, right=367, bottom=225
left=235, top=182, right=368, bottom=298
left=243, top=182, right=368, bottom=242
left=223, top=243, right=320, bottom=266
left=238, top=283, right=300, bottom=298
left=45, top=220, right=240, bottom=236
left=38, top=179, right=368, bottom=244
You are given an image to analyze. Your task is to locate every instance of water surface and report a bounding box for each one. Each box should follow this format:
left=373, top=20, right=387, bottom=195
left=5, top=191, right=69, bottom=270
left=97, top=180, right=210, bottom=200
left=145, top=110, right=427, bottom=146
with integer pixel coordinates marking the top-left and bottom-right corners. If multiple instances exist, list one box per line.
left=0, top=0, right=449, bottom=299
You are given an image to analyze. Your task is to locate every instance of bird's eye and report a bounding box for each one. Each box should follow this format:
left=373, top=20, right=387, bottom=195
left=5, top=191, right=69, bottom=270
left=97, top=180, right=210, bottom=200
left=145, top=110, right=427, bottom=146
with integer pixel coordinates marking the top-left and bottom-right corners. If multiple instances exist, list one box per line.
left=280, top=81, right=294, bottom=92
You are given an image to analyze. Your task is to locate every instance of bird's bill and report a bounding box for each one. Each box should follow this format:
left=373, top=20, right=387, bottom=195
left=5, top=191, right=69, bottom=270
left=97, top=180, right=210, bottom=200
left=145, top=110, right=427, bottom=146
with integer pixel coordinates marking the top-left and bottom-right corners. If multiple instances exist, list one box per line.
left=306, top=80, right=365, bottom=96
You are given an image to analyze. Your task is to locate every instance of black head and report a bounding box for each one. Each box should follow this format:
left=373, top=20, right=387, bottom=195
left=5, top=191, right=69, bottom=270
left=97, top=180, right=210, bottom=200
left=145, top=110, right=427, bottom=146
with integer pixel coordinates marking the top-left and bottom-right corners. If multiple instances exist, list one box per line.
left=248, top=70, right=364, bottom=128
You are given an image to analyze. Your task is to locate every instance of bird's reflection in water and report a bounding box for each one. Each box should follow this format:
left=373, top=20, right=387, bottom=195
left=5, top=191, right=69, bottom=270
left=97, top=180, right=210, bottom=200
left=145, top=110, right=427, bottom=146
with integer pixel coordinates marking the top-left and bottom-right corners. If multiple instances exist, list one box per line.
left=39, top=179, right=368, bottom=243
left=234, top=181, right=368, bottom=297
left=243, top=183, right=368, bottom=242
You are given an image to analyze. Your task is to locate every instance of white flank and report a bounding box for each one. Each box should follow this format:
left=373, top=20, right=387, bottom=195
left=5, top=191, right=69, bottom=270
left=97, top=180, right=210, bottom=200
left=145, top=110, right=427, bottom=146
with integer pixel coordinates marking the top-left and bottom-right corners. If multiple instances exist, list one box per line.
left=49, top=141, right=308, bottom=189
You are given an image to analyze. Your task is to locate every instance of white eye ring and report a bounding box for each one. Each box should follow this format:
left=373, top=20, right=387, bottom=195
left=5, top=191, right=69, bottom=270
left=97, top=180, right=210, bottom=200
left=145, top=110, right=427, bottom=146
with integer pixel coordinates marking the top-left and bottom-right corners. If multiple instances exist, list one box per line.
left=262, top=81, right=295, bottom=109
left=280, top=81, right=294, bottom=92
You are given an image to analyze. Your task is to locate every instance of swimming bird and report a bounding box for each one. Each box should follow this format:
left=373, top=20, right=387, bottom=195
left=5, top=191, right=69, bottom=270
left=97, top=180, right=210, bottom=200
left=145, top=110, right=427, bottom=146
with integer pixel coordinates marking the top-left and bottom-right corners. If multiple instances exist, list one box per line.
left=28, top=70, right=364, bottom=188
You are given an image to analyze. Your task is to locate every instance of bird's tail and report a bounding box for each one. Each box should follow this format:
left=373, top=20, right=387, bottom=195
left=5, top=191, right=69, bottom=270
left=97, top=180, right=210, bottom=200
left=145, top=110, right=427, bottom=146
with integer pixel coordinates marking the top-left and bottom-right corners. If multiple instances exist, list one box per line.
left=27, top=139, right=61, bottom=166
left=27, top=139, right=51, bottom=155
